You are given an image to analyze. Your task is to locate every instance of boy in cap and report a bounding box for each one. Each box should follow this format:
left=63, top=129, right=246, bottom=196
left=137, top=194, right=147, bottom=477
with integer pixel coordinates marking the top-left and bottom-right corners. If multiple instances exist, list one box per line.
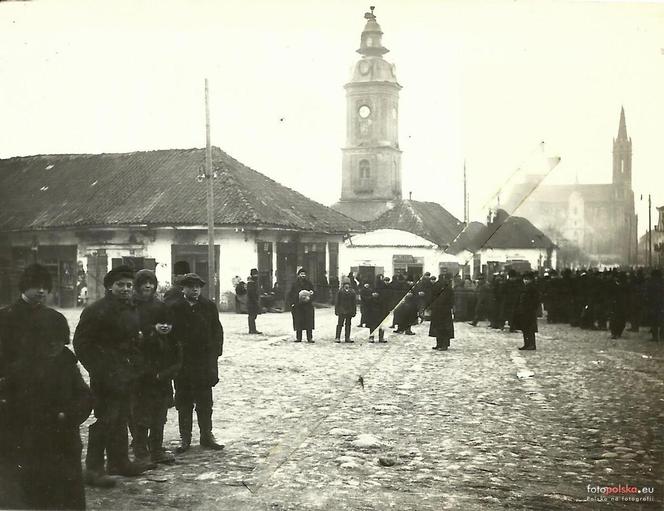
left=73, top=265, right=148, bottom=487
left=169, top=273, right=225, bottom=452
left=0, top=264, right=92, bottom=509
left=130, top=269, right=181, bottom=465
left=287, top=268, right=315, bottom=342
left=334, top=281, right=357, bottom=343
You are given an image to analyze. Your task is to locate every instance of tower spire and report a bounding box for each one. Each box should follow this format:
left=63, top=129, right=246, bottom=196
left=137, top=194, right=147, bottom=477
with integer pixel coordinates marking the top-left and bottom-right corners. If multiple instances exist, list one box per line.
left=617, top=105, right=627, bottom=140
left=357, top=6, right=389, bottom=57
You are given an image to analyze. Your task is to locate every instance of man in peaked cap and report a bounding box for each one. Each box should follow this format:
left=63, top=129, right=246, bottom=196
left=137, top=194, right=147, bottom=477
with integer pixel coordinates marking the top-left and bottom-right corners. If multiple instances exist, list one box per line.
left=73, top=265, right=148, bottom=487
left=169, top=273, right=225, bottom=452
left=1, top=264, right=92, bottom=509
left=515, top=272, right=541, bottom=350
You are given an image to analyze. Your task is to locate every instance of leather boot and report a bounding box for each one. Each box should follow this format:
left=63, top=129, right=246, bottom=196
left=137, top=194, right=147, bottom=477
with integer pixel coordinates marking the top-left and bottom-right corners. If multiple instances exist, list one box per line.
left=378, top=329, right=386, bottom=343
left=335, top=324, right=342, bottom=342
left=131, top=425, right=151, bottom=463
left=149, top=425, right=175, bottom=464
left=197, top=409, right=225, bottom=450
left=176, top=409, right=193, bottom=454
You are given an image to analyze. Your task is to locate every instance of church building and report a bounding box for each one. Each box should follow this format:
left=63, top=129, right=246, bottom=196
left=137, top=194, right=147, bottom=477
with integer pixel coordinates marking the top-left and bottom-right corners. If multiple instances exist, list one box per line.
left=504, top=108, right=637, bottom=266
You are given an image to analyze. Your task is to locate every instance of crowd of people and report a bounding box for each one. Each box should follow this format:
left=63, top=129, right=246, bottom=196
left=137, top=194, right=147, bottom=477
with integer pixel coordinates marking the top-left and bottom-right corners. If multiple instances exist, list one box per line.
left=1, top=261, right=663, bottom=509
left=0, top=261, right=224, bottom=509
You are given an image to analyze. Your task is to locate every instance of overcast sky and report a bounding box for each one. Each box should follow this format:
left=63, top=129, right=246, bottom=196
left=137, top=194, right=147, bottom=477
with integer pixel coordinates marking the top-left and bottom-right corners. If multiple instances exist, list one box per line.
left=1, top=0, right=663, bottom=235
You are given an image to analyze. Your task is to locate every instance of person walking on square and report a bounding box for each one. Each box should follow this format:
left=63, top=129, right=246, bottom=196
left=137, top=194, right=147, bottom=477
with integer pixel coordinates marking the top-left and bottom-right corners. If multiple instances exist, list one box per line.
left=515, top=272, right=540, bottom=350
left=335, top=281, right=357, bottom=343
left=429, top=274, right=455, bottom=350
left=73, top=265, right=148, bottom=488
left=247, top=268, right=263, bottom=334
left=169, top=273, right=225, bottom=453
left=130, top=270, right=181, bottom=466
left=0, top=264, right=92, bottom=509
left=288, top=268, right=315, bottom=343
left=366, top=284, right=387, bottom=343
left=358, top=282, right=371, bottom=327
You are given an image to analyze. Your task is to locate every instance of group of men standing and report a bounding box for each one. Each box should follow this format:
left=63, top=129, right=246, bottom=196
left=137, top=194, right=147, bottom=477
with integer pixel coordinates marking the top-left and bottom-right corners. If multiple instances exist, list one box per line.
left=0, top=261, right=224, bottom=509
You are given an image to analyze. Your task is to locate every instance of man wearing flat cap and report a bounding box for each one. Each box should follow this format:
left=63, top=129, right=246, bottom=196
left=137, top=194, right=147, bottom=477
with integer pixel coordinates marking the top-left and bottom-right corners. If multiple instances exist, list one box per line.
left=169, top=273, right=225, bottom=452
left=73, top=265, right=148, bottom=487
left=287, top=268, right=315, bottom=342
left=1, top=264, right=92, bottom=509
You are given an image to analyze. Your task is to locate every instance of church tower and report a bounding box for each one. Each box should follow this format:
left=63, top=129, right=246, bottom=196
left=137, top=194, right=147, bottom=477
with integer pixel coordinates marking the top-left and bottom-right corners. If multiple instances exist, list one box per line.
left=612, top=106, right=632, bottom=188
left=333, top=7, right=403, bottom=222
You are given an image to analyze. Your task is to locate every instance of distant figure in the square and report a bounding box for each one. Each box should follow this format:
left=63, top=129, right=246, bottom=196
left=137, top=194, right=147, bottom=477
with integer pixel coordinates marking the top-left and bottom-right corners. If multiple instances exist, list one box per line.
left=247, top=268, right=263, bottom=334
left=515, top=272, right=540, bottom=350
left=288, top=268, right=315, bottom=342
left=0, top=264, right=92, bottom=509
left=429, top=274, right=455, bottom=350
left=169, top=273, right=225, bottom=453
left=335, top=281, right=357, bottom=343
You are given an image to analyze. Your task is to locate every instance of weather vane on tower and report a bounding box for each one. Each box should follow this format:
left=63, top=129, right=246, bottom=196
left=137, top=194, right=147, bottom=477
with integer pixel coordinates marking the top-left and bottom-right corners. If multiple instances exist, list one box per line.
left=364, top=6, right=376, bottom=21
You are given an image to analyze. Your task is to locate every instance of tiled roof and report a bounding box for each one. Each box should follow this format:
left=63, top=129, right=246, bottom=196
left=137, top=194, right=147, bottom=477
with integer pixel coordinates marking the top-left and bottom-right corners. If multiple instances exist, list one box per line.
left=0, top=148, right=364, bottom=234
left=448, top=213, right=555, bottom=252
left=368, top=200, right=465, bottom=248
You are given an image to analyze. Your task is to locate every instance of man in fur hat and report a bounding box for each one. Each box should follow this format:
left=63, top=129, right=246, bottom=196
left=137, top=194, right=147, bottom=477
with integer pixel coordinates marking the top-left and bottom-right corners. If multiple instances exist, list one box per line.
left=169, top=273, right=225, bottom=453
left=287, top=268, right=315, bottom=342
left=1, top=264, right=92, bottom=509
left=73, top=265, right=148, bottom=487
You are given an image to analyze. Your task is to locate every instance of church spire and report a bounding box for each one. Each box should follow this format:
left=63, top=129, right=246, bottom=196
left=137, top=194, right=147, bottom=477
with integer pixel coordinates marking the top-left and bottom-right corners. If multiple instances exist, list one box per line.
left=617, top=105, right=628, bottom=140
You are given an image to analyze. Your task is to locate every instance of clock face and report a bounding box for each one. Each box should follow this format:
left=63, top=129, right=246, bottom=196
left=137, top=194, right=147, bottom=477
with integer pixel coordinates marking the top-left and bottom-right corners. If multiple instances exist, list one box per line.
left=359, top=105, right=371, bottom=119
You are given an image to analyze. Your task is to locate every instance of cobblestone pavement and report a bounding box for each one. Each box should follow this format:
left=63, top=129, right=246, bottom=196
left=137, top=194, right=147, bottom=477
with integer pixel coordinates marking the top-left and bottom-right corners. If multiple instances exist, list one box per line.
left=59, top=307, right=664, bottom=510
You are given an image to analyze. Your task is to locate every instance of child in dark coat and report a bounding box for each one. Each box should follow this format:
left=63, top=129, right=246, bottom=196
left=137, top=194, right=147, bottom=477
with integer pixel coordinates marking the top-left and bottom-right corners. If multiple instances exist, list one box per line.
left=335, top=282, right=357, bottom=343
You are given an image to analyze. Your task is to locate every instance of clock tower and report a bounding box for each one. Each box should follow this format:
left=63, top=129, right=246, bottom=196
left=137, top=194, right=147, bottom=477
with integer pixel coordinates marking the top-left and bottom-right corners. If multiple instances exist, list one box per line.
left=333, top=7, right=403, bottom=222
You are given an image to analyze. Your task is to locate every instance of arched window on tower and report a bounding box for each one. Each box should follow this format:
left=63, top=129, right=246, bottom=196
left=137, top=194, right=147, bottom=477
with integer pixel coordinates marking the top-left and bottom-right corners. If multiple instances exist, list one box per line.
left=359, top=159, right=371, bottom=179
left=355, top=159, right=373, bottom=194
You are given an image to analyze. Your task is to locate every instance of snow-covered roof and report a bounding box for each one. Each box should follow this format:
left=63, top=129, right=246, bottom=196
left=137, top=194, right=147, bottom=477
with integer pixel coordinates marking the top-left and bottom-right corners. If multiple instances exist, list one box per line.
left=346, top=229, right=437, bottom=248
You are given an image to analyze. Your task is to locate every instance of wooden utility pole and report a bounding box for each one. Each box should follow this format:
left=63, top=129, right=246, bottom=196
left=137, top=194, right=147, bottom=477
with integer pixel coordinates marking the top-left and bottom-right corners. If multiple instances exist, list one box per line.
left=205, top=78, right=216, bottom=302
left=463, top=160, right=468, bottom=225
left=648, top=194, right=653, bottom=267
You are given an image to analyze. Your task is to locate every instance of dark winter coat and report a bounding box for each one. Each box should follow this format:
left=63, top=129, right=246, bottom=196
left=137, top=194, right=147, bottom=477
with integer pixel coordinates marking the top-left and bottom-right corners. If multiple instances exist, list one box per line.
left=514, top=281, right=540, bottom=333
left=394, top=293, right=418, bottom=329
left=169, top=295, right=224, bottom=389
left=73, top=294, right=142, bottom=396
left=133, top=295, right=182, bottom=392
left=0, top=300, right=91, bottom=510
left=247, top=278, right=261, bottom=315
left=288, top=278, right=315, bottom=331
left=364, top=292, right=384, bottom=331
left=335, top=289, right=357, bottom=317
left=429, top=283, right=455, bottom=339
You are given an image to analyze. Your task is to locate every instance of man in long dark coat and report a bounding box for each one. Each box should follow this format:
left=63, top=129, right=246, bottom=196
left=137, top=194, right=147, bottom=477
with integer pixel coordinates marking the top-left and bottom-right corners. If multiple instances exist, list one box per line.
left=429, top=274, right=455, bottom=350
left=1, top=264, right=92, bottom=509
left=647, top=269, right=664, bottom=342
left=247, top=268, right=263, bottom=334
left=73, top=265, right=148, bottom=487
left=169, top=273, right=225, bottom=452
left=515, top=272, right=540, bottom=350
left=287, top=268, right=315, bottom=342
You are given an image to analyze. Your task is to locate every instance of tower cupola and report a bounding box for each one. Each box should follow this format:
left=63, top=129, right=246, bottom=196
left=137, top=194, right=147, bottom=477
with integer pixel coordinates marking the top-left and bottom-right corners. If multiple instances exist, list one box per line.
left=357, top=7, right=389, bottom=57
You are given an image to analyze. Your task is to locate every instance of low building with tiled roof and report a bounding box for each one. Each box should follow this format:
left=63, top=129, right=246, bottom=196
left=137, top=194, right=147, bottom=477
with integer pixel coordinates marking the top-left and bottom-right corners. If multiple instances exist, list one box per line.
left=0, top=147, right=363, bottom=308
left=447, top=210, right=558, bottom=275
